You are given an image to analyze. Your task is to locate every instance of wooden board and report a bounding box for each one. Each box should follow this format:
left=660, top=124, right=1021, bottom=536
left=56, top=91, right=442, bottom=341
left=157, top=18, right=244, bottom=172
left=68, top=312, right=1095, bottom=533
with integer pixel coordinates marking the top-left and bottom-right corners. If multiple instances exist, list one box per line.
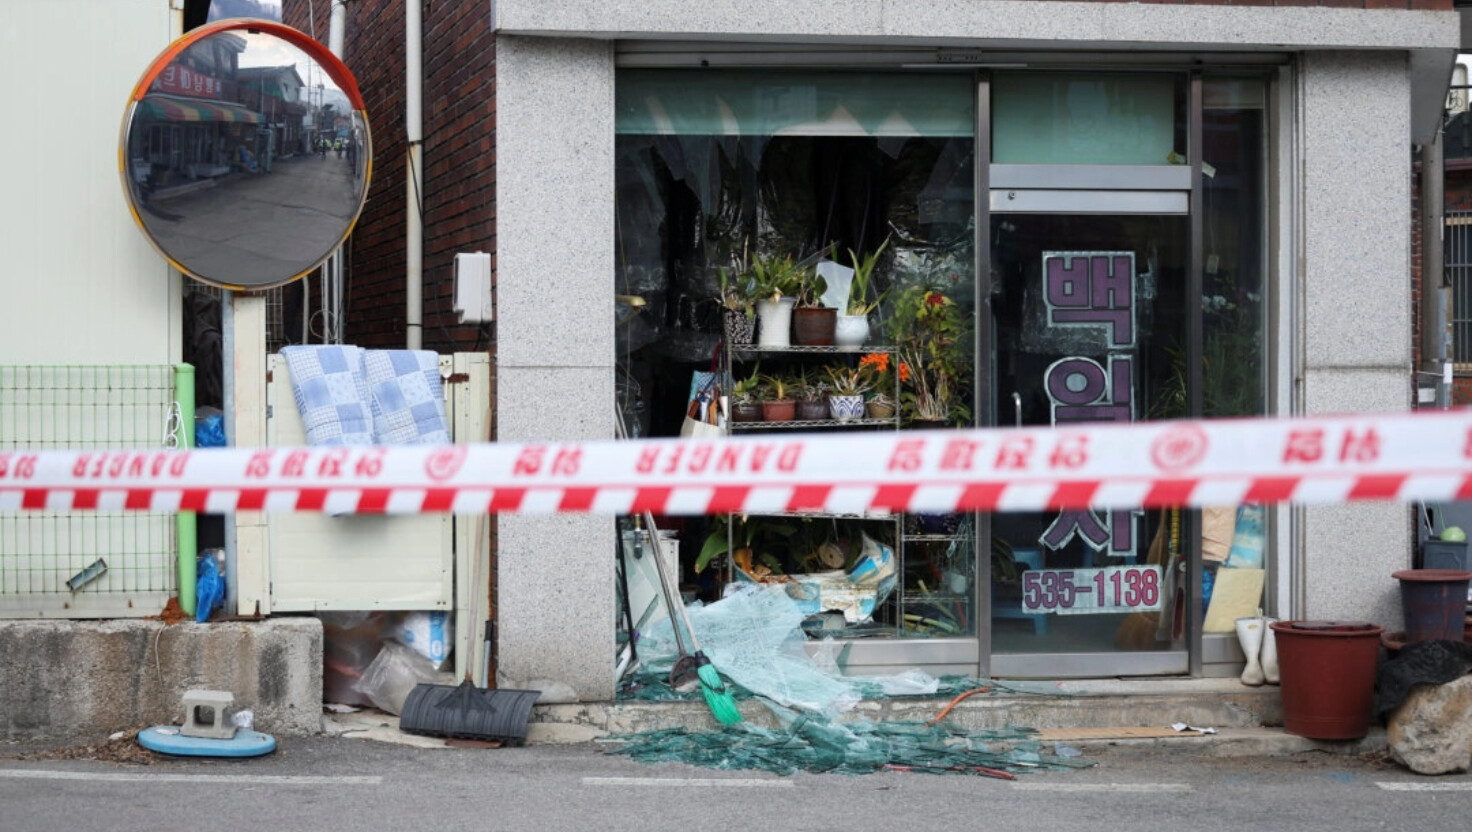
left=1036, top=726, right=1204, bottom=740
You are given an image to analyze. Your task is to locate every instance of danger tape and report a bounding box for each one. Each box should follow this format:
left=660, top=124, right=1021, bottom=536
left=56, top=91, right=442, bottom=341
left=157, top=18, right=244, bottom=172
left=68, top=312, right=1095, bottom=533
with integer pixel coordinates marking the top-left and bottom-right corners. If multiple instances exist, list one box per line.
left=2, top=410, right=1471, bottom=516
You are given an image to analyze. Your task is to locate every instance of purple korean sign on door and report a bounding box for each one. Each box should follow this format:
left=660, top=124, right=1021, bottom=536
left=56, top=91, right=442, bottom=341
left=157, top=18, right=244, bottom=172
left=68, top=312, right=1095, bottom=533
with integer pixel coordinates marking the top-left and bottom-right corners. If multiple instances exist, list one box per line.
left=1038, top=252, right=1142, bottom=562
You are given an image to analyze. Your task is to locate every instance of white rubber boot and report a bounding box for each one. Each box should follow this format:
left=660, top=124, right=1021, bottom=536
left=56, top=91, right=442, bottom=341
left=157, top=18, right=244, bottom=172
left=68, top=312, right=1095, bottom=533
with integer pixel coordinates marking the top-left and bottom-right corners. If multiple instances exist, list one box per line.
left=1260, top=617, right=1279, bottom=685
left=1236, top=616, right=1265, bottom=686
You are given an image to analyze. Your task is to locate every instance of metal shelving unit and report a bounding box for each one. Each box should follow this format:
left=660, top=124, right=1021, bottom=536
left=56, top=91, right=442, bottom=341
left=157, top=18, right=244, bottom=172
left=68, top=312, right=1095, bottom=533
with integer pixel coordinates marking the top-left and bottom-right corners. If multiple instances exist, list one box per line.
left=719, top=339, right=929, bottom=637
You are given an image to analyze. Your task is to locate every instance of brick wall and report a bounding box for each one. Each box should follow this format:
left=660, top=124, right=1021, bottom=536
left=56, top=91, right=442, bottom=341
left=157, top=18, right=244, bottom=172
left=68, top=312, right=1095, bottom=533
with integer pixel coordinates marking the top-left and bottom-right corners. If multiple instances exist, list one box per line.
left=282, top=0, right=496, bottom=358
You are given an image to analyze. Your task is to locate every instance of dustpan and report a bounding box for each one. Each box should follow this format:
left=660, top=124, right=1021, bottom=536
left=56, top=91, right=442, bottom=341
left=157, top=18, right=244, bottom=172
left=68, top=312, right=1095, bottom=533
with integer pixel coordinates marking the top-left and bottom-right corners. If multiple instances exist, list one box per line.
left=399, top=681, right=540, bottom=744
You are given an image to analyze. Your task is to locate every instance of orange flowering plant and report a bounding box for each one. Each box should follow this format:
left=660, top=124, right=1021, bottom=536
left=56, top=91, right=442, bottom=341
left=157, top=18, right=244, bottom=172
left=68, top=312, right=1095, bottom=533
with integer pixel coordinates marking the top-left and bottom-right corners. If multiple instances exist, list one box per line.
left=887, top=285, right=972, bottom=425
left=858, top=351, right=898, bottom=407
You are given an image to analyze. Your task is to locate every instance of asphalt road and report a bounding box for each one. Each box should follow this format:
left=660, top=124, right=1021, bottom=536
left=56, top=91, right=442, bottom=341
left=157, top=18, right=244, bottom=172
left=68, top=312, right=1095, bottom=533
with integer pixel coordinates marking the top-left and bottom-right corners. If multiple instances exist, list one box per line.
left=1, top=735, right=1468, bottom=832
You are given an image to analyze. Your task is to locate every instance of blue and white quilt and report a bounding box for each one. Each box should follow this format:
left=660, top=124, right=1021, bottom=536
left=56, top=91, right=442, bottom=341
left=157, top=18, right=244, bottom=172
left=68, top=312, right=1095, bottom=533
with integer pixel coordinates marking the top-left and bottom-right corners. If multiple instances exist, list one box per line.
left=281, top=346, right=448, bottom=446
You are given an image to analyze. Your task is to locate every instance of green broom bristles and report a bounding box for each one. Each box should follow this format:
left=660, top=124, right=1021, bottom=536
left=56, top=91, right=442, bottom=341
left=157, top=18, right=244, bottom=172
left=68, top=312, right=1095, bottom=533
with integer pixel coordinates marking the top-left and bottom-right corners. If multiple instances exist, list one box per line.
left=693, top=652, right=743, bottom=725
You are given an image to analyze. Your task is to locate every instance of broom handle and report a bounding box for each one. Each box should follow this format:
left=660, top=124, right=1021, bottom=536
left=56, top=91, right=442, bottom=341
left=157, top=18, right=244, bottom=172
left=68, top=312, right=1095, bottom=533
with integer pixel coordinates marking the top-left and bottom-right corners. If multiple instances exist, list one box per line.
left=642, top=509, right=701, bottom=655
left=613, top=404, right=692, bottom=658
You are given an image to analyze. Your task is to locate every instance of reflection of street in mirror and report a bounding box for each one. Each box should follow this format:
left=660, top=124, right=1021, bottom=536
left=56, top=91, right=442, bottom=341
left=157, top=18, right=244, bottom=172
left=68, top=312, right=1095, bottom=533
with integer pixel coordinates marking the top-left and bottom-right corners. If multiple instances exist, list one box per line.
left=122, top=26, right=369, bottom=289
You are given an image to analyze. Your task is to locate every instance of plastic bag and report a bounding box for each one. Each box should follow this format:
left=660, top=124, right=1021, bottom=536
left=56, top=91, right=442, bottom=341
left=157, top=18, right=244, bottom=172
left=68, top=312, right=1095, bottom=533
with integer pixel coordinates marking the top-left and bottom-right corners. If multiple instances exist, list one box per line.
left=195, top=554, right=225, bottom=622
left=194, top=407, right=226, bottom=448
left=352, top=641, right=445, bottom=715
left=320, top=611, right=389, bottom=707
left=386, top=611, right=453, bottom=671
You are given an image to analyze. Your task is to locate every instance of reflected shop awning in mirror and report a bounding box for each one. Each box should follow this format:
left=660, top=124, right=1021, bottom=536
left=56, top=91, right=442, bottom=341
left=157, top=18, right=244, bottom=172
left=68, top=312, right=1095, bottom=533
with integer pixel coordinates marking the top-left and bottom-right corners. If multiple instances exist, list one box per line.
left=138, top=94, right=264, bottom=124
left=119, top=19, right=371, bottom=291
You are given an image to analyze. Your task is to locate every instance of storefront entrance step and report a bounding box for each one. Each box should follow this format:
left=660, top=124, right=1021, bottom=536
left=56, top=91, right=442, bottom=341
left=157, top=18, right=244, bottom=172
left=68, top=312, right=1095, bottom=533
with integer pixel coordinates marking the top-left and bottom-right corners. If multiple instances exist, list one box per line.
left=534, top=677, right=1285, bottom=740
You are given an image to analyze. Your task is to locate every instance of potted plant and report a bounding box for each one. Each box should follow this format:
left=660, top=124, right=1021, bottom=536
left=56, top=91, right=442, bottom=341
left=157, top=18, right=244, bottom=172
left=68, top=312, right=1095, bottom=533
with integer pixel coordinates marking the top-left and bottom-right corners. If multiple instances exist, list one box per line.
left=750, top=253, right=805, bottom=348
left=717, top=263, right=757, bottom=346
left=837, top=237, right=890, bottom=348
left=760, top=372, right=797, bottom=422
left=793, top=367, right=830, bottom=421
left=825, top=361, right=875, bottom=422
left=889, top=285, right=972, bottom=428
left=856, top=351, right=897, bottom=419
left=791, top=264, right=836, bottom=346
left=730, top=363, right=763, bottom=423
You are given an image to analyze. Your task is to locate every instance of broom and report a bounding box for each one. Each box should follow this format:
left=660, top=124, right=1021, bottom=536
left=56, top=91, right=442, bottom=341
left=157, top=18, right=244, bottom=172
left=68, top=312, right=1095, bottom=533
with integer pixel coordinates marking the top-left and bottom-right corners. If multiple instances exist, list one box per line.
left=614, top=404, right=741, bottom=725
left=639, top=509, right=742, bottom=726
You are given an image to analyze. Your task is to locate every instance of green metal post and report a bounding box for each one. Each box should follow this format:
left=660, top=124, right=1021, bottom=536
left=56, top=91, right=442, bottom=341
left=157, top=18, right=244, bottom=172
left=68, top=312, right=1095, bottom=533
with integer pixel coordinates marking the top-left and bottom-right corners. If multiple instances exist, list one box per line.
left=175, top=363, right=197, bottom=617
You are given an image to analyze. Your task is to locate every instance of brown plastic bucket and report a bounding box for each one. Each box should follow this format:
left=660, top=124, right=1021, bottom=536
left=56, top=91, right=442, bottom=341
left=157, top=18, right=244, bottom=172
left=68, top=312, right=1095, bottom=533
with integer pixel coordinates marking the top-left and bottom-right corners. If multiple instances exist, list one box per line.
left=1270, top=620, right=1384, bottom=740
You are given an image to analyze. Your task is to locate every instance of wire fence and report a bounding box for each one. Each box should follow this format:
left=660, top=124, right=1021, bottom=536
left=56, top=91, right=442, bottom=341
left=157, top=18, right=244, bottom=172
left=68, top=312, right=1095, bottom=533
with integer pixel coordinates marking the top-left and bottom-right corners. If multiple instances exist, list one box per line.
left=0, top=365, right=180, bottom=617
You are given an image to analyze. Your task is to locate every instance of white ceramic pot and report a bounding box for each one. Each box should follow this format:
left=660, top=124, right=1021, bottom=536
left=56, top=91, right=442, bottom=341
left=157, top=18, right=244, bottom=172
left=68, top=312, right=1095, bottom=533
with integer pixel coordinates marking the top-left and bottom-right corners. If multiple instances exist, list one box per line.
left=834, top=315, right=870, bottom=348
left=755, top=297, right=796, bottom=347
left=828, top=394, right=865, bottom=422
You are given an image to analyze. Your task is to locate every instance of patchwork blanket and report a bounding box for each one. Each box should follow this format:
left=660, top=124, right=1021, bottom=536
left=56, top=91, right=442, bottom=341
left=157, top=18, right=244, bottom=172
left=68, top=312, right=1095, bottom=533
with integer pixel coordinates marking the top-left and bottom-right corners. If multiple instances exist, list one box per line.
left=281, top=346, right=449, bottom=446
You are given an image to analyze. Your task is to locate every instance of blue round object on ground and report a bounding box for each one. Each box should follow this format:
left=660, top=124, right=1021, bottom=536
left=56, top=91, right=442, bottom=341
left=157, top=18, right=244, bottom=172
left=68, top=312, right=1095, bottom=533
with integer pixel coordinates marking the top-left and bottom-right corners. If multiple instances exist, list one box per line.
left=138, top=726, right=276, bottom=757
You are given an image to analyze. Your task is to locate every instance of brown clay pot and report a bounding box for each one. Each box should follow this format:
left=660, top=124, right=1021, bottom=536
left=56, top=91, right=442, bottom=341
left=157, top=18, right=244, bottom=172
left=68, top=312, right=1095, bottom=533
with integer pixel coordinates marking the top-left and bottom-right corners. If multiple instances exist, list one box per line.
left=732, top=401, right=763, bottom=423
left=762, top=399, right=797, bottom=422
left=791, top=306, right=837, bottom=346
left=796, top=399, right=829, bottom=421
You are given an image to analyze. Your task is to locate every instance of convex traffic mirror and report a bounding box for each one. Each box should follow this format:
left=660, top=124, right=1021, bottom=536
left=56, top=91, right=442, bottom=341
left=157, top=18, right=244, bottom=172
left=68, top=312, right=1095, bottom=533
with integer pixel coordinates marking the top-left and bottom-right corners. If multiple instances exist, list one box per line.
left=120, top=19, right=372, bottom=290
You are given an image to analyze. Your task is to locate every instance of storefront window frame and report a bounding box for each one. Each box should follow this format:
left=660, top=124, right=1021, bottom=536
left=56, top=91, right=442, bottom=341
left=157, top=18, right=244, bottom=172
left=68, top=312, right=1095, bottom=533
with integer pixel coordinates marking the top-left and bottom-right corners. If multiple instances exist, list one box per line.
left=609, top=53, right=1281, bottom=681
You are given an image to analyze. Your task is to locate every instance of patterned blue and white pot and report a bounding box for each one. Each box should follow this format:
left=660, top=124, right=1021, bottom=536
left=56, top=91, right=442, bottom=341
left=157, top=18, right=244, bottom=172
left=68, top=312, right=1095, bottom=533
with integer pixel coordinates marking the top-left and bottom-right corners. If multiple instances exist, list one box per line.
left=828, top=394, right=865, bottom=422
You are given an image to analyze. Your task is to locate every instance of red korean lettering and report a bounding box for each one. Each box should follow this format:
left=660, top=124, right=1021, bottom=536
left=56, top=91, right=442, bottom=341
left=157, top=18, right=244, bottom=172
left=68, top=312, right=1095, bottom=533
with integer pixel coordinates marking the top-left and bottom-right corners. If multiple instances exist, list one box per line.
left=15, top=455, right=36, bottom=479
left=1339, top=427, right=1381, bottom=464
left=660, top=445, right=685, bottom=475
left=777, top=444, right=802, bottom=472
left=1049, top=434, right=1089, bottom=470
left=0, top=453, right=9, bottom=478
left=72, top=454, right=90, bottom=478
left=127, top=456, right=146, bottom=477
left=245, top=450, right=275, bottom=479
left=317, top=448, right=349, bottom=477
left=90, top=455, right=107, bottom=478
left=636, top=446, right=660, bottom=474
left=888, top=439, right=926, bottom=473
left=151, top=455, right=168, bottom=476
left=169, top=452, right=188, bottom=477
left=995, top=437, right=1035, bottom=470
left=282, top=450, right=309, bottom=478
left=107, top=455, right=127, bottom=478
left=353, top=450, right=385, bottom=478
left=1283, top=428, right=1324, bottom=464
left=551, top=447, right=581, bottom=476
left=939, top=439, right=980, bottom=472
left=512, top=446, right=545, bottom=476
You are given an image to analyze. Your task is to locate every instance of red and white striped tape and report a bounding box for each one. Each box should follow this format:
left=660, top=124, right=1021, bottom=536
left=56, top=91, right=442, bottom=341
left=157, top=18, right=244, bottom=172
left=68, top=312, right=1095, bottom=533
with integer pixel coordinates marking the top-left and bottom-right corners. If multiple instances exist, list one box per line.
left=2, top=410, right=1470, bottom=516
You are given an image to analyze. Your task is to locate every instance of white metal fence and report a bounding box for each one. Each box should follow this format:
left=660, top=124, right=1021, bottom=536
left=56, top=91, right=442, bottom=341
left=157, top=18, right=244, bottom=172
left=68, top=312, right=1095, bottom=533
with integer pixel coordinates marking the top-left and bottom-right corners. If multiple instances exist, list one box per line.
left=0, top=365, right=180, bottom=618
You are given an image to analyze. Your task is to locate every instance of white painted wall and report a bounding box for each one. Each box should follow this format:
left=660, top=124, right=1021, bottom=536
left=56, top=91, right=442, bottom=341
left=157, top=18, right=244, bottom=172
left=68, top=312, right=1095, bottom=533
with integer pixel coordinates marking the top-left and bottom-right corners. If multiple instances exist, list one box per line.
left=0, top=1, right=180, bottom=365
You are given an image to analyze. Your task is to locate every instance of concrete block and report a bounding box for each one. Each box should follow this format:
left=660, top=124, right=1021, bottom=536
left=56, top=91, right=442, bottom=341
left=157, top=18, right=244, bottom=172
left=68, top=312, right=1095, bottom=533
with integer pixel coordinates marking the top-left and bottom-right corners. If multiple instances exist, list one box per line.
left=181, top=689, right=236, bottom=740
left=0, top=617, right=323, bottom=741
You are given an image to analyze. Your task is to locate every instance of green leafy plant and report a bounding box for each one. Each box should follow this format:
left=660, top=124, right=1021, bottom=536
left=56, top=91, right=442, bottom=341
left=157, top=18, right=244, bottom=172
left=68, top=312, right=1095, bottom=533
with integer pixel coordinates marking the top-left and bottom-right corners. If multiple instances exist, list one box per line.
left=793, top=263, right=827, bottom=309
left=825, top=362, right=876, bottom=397
left=731, top=362, right=762, bottom=404
left=845, top=236, right=891, bottom=316
left=718, top=264, right=756, bottom=320
left=761, top=373, right=795, bottom=402
left=750, top=252, right=805, bottom=302
left=793, top=367, right=829, bottom=403
left=888, top=285, right=972, bottom=425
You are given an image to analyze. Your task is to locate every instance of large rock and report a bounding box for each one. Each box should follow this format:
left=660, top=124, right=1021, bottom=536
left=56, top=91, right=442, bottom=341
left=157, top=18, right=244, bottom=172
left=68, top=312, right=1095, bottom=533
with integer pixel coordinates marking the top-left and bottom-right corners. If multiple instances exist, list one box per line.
left=1387, top=675, right=1472, bottom=774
